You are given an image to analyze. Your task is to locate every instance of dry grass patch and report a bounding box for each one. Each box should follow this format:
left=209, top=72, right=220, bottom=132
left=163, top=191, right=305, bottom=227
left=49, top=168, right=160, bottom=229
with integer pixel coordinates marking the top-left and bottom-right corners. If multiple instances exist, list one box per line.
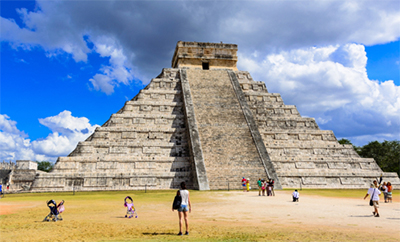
left=1, top=190, right=399, bottom=241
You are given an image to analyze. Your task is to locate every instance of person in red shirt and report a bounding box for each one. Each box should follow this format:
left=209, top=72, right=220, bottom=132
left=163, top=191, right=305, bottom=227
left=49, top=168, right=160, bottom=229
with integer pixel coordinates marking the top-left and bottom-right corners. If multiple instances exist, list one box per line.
left=241, top=177, right=247, bottom=192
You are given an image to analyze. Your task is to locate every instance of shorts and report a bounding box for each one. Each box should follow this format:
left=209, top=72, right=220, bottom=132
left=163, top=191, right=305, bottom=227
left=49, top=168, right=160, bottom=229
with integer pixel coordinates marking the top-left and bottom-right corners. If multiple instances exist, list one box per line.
left=178, top=204, right=189, bottom=212
left=373, top=201, right=379, bottom=208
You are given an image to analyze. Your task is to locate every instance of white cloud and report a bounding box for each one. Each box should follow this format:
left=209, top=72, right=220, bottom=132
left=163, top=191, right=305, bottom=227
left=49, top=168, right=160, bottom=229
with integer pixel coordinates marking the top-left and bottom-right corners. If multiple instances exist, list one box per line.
left=238, top=43, right=400, bottom=146
left=0, top=112, right=98, bottom=162
left=88, top=37, right=135, bottom=94
left=1, top=0, right=399, bottom=147
left=2, top=0, right=400, bottom=94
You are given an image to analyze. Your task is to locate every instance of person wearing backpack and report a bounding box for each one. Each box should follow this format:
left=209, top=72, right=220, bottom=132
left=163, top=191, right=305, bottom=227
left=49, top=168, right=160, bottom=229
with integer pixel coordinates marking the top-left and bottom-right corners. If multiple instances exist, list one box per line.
left=172, top=190, right=181, bottom=210
left=173, top=182, right=191, bottom=236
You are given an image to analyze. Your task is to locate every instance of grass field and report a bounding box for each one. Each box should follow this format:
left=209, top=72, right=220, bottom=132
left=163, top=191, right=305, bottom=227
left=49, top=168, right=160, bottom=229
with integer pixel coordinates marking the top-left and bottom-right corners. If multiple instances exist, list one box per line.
left=0, top=189, right=399, bottom=241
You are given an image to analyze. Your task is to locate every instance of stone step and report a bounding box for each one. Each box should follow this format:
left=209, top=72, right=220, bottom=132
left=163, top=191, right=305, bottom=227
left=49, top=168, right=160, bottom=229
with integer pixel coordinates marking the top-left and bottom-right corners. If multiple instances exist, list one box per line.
left=185, top=69, right=270, bottom=188
left=125, top=100, right=183, bottom=106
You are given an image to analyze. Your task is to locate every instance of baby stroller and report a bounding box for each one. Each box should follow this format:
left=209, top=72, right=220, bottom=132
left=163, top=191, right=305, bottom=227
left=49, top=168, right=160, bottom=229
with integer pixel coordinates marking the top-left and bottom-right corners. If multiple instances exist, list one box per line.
left=43, top=200, right=65, bottom=222
left=124, top=196, right=138, bottom=218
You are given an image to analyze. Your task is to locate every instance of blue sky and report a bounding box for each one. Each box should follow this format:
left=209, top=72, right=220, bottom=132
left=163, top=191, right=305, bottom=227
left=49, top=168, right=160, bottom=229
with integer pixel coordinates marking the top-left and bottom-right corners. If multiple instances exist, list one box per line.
left=1, top=0, right=399, bottom=162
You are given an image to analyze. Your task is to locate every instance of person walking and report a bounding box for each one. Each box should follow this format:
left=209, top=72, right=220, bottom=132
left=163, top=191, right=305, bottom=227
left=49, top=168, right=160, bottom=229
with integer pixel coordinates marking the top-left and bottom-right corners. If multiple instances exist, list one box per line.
left=364, top=183, right=381, bottom=217
left=246, top=178, right=250, bottom=192
left=174, top=182, right=191, bottom=236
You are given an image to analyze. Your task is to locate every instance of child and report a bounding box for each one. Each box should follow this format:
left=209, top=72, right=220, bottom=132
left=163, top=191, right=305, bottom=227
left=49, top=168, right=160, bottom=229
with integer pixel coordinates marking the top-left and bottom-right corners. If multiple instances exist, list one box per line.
left=292, top=190, right=299, bottom=202
left=124, top=196, right=137, bottom=218
left=246, top=178, right=250, bottom=192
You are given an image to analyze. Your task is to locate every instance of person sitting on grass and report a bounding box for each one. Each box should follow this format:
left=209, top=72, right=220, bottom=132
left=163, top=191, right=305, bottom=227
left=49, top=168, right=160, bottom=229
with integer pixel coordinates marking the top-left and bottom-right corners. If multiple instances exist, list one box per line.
left=292, top=190, right=299, bottom=202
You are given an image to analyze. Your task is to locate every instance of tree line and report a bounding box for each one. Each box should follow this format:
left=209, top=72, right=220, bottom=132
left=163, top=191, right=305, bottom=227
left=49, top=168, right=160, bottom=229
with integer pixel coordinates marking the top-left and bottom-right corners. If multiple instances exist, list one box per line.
left=338, top=139, right=400, bottom=176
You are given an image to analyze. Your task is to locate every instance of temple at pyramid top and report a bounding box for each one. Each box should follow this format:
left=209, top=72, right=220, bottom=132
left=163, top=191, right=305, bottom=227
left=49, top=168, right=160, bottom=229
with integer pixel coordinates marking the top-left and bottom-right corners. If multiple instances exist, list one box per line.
left=171, top=41, right=238, bottom=70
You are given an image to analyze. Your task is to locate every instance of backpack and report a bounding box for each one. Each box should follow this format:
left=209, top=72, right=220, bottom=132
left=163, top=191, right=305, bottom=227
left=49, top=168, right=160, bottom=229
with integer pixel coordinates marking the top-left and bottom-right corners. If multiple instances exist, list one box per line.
left=172, top=193, right=182, bottom=210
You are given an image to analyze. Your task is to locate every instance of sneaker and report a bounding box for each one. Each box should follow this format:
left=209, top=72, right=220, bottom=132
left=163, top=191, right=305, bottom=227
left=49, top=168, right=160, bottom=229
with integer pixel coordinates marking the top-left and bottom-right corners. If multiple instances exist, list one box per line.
left=375, top=214, right=380, bottom=217
left=185, top=231, right=189, bottom=235
left=177, top=232, right=182, bottom=236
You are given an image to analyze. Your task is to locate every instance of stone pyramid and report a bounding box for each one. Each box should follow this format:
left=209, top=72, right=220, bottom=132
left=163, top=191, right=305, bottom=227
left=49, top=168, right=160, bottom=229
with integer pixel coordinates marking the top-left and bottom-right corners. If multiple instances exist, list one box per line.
left=30, top=41, right=399, bottom=192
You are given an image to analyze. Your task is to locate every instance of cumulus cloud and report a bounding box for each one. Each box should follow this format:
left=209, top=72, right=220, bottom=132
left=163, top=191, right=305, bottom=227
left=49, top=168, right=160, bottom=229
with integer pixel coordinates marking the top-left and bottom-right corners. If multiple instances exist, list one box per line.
left=89, top=36, right=135, bottom=94
left=1, top=0, right=399, bottom=146
left=2, top=0, right=400, bottom=92
left=0, top=112, right=98, bottom=162
left=239, top=43, right=400, bottom=146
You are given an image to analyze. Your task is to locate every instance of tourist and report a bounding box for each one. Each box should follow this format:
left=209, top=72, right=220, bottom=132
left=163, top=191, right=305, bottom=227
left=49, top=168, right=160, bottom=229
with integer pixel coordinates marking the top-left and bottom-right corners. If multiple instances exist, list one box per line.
left=270, top=179, right=275, bottom=196
left=246, top=178, right=250, bottom=192
left=373, top=180, right=378, bottom=188
left=0, top=183, right=3, bottom=198
left=292, top=190, right=299, bottom=202
left=364, top=183, right=381, bottom=217
left=241, top=177, right=247, bottom=192
left=261, top=179, right=266, bottom=196
left=257, top=178, right=262, bottom=196
left=381, top=182, right=388, bottom=203
left=267, top=179, right=273, bottom=196
left=175, top=182, right=191, bottom=235
left=386, top=182, right=393, bottom=203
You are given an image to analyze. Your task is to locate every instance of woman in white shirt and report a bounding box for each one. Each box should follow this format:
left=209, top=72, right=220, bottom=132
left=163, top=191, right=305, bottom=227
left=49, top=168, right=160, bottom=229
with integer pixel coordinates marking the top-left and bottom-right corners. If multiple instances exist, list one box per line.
left=175, top=182, right=191, bottom=236
left=364, top=183, right=381, bottom=217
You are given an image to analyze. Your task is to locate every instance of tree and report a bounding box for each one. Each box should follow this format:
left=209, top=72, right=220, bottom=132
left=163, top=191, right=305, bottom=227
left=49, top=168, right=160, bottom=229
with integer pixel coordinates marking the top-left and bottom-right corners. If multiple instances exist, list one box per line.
left=358, top=140, right=400, bottom=176
left=338, top=138, right=352, bottom=145
left=36, top=161, right=53, bottom=172
left=338, top=138, right=361, bottom=153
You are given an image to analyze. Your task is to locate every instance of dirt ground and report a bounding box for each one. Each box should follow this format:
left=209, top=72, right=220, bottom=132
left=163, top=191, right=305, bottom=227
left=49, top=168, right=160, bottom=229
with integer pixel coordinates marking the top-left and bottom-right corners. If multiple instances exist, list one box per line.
left=1, top=190, right=399, bottom=241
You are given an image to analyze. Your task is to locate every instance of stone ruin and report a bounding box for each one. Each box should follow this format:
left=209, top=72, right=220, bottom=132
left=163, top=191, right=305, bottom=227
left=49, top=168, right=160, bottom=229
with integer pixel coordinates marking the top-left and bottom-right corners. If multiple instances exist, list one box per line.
left=3, top=41, right=399, bottom=192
